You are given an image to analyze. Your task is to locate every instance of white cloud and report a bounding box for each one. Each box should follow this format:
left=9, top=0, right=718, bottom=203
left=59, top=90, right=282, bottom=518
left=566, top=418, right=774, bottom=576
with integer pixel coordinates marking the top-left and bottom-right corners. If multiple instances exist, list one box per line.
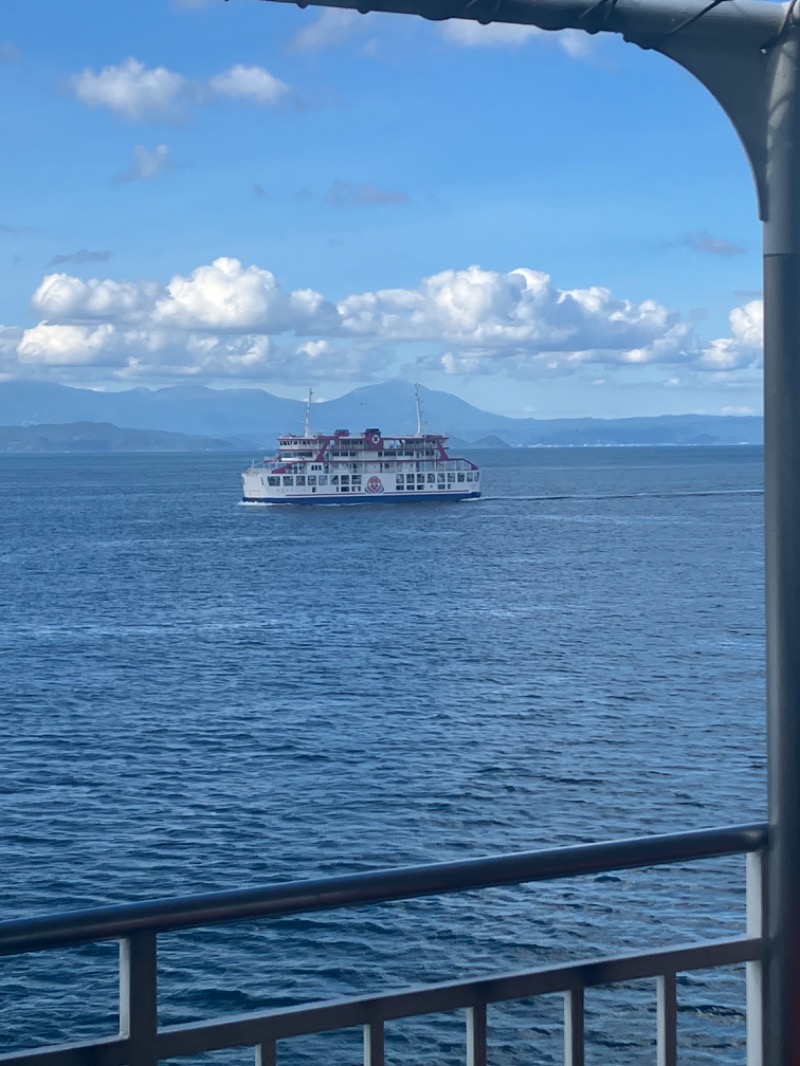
left=721, top=405, right=757, bottom=415
left=69, top=58, right=190, bottom=121
left=700, top=300, right=762, bottom=370
left=209, top=65, right=289, bottom=106
left=32, top=273, right=159, bottom=322
left=154, top=257, right=338, bottom=332
left=117, top=144, right=172, bottom=183
left=338, top=264, right=697, bottom=373
left=11, top=326, right=370, bottom=384
left=31, top=258, right=335, bottom=333
left=730, top=300, right=763, bottom=349
left=441, top=21, right=592, bottom=57
left=5, top=258, right=765, bottom=386
left=17, top=323, right=117, bottom=365
left=69, top=58, right=293, bottom=121
left=289, top=9, right=363, bottom=51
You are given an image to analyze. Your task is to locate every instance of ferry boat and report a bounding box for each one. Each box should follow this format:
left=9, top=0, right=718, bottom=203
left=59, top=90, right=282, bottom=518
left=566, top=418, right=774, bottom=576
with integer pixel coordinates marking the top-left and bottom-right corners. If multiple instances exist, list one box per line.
left=241, top=387, right=481, bottom=505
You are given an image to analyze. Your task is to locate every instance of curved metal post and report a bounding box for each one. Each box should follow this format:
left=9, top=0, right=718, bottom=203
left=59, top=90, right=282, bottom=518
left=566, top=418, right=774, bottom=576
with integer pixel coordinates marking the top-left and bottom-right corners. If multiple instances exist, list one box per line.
left=763, top=22, right=800, bottom=1066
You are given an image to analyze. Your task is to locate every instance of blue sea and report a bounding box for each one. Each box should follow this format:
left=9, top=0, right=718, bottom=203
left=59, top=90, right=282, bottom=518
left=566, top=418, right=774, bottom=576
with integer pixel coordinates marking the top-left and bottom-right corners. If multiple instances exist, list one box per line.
left=0, top=447, right=765, bottom=1063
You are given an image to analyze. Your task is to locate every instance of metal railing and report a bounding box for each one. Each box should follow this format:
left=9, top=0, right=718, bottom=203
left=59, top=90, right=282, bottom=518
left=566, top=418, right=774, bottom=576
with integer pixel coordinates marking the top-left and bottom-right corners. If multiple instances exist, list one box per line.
left=0, top=822, right=768, bottom=1066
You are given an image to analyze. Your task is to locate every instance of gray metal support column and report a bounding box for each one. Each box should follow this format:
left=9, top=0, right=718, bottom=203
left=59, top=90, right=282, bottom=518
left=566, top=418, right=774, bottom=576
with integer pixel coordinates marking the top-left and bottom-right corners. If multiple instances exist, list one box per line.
left=765, top=24, right=800, bottom=1064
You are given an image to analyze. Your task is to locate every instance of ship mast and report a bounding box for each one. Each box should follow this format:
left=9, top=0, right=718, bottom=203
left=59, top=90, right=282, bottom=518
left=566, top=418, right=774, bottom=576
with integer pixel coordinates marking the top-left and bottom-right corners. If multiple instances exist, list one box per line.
left=304, top=388, right=313, bottom=437
left=414, top=383, right=424, bottom=437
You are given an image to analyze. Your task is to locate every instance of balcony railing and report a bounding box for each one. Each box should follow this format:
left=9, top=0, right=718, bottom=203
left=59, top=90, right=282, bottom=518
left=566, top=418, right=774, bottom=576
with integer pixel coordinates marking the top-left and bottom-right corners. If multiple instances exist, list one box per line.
left=0, top=821, right=767, bottom=1066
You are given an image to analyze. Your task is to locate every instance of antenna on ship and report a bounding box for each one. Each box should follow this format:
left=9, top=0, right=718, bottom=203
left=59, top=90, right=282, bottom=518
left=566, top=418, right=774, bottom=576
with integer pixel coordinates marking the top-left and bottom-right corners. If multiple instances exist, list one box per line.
left=304, top=388, right=313, bottom=437
left=414, top=383, right=425, bottom=437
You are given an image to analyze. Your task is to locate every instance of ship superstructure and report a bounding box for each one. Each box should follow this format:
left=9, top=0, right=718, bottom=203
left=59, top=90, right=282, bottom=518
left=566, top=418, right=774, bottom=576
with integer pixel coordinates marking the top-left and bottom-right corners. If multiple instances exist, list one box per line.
left=241, top=388, right=481, bottom=505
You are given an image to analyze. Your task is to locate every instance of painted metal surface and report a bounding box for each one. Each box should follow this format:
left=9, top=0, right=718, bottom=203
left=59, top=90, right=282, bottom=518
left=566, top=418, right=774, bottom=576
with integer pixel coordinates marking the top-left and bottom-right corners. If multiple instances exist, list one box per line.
left=0, top=824, right=767, bottom=1066
left=241, top=490, right=481, bottom=504
left=0, top=822, right=765, bottom=955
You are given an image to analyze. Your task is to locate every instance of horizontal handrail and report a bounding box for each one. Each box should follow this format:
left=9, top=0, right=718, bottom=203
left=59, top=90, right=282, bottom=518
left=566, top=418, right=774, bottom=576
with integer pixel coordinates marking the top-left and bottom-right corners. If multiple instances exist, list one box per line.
left=157, top=935, right=761, bottom=1057
left=0, top=935, right=761, bottom=1066
left=0, top=822, right=766, bottom=956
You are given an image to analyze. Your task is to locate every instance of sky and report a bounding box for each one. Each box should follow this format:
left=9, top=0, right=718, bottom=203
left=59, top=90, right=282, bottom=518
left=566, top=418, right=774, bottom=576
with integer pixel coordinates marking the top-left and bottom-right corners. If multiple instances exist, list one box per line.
left=0, top=0, right=767, bottom=419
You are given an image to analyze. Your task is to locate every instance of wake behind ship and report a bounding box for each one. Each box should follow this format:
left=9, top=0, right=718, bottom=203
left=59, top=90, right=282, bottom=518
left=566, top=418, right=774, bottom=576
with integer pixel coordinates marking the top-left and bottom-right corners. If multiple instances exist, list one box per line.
left=241, top=388, right=481, bottom=505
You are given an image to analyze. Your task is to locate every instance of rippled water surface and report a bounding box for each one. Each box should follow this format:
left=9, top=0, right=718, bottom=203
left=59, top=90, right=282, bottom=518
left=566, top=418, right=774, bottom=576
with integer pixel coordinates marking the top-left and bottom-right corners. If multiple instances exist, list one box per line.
left=0, top=447, right=765, bottom=1063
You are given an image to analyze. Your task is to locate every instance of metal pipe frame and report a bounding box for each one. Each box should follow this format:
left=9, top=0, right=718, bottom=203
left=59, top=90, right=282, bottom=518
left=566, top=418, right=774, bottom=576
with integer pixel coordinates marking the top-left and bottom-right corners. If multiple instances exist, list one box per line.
left=0, top=822, right=765, bottom=955
left=0, top=823, right=767, bottom=1066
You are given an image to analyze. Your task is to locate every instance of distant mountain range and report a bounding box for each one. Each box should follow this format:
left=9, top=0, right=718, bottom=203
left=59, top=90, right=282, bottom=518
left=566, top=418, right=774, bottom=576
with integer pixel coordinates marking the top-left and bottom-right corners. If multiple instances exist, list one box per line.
left=0, top=380, right=763, bottom=451
left=0, top=422, right=234, bottom=454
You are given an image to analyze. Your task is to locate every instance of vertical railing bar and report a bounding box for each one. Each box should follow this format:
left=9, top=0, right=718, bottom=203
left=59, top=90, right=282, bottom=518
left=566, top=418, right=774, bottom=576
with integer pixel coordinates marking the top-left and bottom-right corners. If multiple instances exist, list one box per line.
left=564, top=987, right=584, bottom=1066
left=657, top=972, right=678, bottom=1066
left=364, top=1019, right=384, bottom=1066
left=255, top=1040, right=278, bottom=1066
left=466, top=1003, right=488, bottom=1066
left=119, top=932, right=158, bottom=1066
left=746, top=848, right=766, bottom=1066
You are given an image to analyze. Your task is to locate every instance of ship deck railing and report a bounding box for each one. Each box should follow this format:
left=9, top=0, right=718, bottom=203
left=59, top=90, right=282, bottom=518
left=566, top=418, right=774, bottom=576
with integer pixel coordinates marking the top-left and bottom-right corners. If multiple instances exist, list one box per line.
left=0, top=821, right=767, bottom=1066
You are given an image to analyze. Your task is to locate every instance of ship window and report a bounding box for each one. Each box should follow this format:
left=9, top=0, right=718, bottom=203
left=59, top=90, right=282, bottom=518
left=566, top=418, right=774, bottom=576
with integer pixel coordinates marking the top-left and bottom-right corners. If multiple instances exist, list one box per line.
left=282, top=476, right=294, bottom=486
left=331, top=475, right=339, bottom=485
left=318, top=475, right=327, bottom=486
left=311, top=464, right=322, bottom=471
left=341, top=486, right=349, bottom=493
left=447, top=473, right=455, bottom=482
left=341, top=475, right=350, bottom=485
left=267, top=477, right=279, bottom=487
left=427, top=474, right=435, bottom=483
left=457, top=473, right=465, bottom=482
left=308, top=475, right=317, bottom=486
left=437, top=473, right=445, bottom=483
left=466, top=472, right=473, bottom=482
left=296, top=476, right=306, bottom=486
left=352, top=475, right=362, bottom=484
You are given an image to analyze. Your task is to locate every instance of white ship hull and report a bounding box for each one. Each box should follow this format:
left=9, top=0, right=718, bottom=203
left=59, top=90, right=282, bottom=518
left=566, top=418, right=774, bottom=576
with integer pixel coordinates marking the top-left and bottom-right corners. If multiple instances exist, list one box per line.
left=241, top=479, right=481, bottom=506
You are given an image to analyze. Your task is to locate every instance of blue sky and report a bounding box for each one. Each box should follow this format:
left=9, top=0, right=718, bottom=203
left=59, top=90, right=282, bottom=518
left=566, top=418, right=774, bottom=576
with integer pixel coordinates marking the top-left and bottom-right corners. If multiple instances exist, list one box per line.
left=0, top=0, right=765, bottom=418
